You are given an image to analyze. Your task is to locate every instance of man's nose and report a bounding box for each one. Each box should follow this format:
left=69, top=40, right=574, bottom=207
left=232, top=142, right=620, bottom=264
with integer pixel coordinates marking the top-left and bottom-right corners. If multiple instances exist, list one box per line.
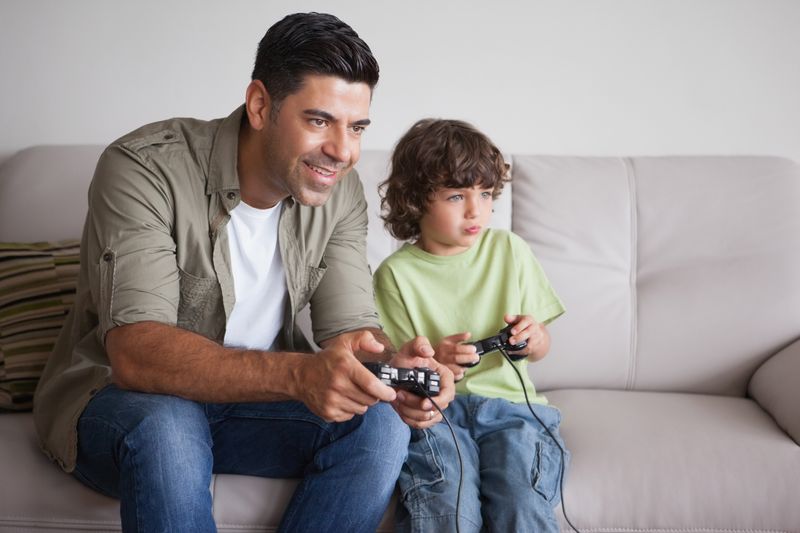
left=322, top=127, right=353, bottom=163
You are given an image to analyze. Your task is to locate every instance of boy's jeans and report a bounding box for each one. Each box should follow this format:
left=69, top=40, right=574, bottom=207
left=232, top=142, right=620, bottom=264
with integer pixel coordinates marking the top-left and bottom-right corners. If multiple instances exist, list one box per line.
left=397, top=395, right=568, bottom=533
left=73, top=384, right=410, bottom=533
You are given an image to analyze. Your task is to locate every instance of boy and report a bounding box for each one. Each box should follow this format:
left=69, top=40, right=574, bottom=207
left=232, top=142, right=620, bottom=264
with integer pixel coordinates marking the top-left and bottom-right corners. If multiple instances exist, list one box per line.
left=374, top=118, right=568, bottom=532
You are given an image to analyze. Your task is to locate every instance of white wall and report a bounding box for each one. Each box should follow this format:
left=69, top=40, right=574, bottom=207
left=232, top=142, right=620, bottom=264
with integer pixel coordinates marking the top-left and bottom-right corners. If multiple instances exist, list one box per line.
left=1, top=0, right=799, bottom=164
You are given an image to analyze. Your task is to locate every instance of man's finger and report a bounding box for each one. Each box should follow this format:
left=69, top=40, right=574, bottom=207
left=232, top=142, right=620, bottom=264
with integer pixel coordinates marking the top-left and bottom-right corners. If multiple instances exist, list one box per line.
left=352, top=363, right=397, bottom=403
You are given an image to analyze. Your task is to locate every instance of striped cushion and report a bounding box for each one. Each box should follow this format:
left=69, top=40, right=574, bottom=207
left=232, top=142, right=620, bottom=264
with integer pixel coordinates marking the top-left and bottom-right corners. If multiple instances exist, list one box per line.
left=0, top=241, right=80, bottom=411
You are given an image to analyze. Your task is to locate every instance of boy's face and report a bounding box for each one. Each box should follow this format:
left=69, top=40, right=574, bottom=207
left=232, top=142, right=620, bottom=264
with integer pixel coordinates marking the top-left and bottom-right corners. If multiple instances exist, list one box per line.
left=416, top=186, right=494, bottom=256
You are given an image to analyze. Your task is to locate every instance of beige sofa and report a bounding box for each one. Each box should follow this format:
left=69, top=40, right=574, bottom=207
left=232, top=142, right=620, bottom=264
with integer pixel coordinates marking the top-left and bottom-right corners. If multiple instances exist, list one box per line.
left=1, top=145, right=799, bottom=532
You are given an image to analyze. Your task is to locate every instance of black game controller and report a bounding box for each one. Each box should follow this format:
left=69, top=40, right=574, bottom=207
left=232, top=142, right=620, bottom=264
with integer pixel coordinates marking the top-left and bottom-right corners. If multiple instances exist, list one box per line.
left=363, top=362, right=441, bottom=397
left=462, top=324, right=528, bottom=367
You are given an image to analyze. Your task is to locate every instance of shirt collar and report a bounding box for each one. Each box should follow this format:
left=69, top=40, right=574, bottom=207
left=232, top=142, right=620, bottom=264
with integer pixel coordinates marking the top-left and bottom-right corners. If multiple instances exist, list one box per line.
left=207, top=105, right=245, bottom=196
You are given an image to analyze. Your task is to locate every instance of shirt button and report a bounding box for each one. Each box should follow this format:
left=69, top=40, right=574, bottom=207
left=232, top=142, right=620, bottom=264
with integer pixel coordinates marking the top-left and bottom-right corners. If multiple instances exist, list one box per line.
left=227, top=192, right=236, bottom=200
left=102, top=253, right=113, bottom=262
left=164, top=133, right=175, bottom=140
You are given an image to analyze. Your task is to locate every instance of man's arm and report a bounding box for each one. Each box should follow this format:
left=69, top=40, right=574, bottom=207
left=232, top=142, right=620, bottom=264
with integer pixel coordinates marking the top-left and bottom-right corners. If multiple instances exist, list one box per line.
left=107, top=321, right=396, bottom=422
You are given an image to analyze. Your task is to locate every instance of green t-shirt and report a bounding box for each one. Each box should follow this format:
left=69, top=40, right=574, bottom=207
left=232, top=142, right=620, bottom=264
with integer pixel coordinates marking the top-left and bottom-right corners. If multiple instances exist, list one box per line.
left=374, top=229, right=565, bottom=404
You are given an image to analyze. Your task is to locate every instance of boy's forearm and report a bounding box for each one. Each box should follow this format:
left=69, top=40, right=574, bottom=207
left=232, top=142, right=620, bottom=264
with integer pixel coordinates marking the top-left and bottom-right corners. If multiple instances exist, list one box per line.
left=528, top=325, right=551, bottom=362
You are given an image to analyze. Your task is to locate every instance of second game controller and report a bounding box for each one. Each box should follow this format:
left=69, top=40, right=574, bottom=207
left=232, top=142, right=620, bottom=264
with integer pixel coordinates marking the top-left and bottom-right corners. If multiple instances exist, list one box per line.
left=462, top=324, right=528, bottom=367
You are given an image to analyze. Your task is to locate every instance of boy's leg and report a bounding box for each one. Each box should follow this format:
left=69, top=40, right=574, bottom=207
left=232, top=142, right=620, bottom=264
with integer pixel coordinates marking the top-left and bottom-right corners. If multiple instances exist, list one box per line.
left=74, top=384, right=216, bottom=532
left=210, top=400, right=410, bottom=533
left=474, top=399, right=567, bottom=533
left=396, top=396, right=482, bottom=533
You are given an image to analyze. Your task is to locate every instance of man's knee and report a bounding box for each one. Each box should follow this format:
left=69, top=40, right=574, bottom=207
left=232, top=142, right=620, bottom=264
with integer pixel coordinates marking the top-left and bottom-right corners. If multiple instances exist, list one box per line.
left=359, top=402, right=411, bottom=465
left=81, top=386, right=212, bottom=469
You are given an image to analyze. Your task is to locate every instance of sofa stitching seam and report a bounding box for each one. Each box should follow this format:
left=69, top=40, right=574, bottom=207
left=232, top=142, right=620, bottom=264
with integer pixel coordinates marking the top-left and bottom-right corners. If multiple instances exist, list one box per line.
left=625, top=156, right=639, bottom=390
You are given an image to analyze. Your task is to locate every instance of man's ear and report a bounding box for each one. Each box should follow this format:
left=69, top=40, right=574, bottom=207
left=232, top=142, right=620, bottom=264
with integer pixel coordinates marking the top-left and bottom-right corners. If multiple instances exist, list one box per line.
left=245, top=79, right=271, bottom=131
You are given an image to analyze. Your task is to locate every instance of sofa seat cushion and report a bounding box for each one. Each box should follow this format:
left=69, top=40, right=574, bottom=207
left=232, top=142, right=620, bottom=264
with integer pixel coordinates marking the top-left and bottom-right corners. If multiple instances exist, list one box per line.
left=549, top=388, right=800, bottom=532
left=0, top=413, right=397, bottom=532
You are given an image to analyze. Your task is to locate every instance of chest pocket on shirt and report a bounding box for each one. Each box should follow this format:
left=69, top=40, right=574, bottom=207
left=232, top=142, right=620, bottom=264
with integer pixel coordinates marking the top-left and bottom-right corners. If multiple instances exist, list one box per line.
left=295, top=261, right=327, bottom=311
left=177, top=267, right=224, bottom=340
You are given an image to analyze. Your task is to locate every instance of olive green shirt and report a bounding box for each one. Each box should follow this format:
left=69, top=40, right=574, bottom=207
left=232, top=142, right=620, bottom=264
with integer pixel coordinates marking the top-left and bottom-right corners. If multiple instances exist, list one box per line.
left=33, top=106, right=380, bottom=472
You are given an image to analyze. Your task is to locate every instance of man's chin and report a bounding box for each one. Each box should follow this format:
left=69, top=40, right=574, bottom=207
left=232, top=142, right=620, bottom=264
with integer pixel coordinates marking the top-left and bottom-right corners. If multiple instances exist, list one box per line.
left=293, top=189, right=333, bottom=207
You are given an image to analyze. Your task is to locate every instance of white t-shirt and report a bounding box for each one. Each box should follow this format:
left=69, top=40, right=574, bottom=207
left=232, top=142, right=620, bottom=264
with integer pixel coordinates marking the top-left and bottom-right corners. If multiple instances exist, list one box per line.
left=223, top=200, right=287, bottom=350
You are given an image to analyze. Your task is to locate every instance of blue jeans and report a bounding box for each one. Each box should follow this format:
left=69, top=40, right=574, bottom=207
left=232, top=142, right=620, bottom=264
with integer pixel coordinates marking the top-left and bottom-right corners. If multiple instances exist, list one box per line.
left=74, top=385, right=410, bottom=533
left=396, top=395, right=568, bottom=533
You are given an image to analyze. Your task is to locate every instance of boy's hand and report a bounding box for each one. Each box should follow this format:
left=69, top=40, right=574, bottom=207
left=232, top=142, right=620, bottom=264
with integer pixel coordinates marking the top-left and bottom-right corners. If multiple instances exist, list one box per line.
left=434, top=332, right=478, bottom=381
left=390, top=336, right=455, bottom=429
left=504, top=313, right=549, bottom=361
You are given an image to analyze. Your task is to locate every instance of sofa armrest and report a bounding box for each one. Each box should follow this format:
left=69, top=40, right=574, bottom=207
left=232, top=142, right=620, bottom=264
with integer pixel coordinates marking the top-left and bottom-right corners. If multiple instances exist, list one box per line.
left=748, top=338, right=800, bottom=445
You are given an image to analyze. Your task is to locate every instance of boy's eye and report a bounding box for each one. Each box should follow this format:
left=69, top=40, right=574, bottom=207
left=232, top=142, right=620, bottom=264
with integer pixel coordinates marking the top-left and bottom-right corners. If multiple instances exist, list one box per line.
left=480, top=191, right=493, bottom=199
left=447, top=194, right=464, bottom=202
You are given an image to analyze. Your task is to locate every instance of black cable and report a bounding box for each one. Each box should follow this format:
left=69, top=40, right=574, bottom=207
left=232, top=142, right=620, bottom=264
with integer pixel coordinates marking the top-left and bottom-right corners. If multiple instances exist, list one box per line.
left=500, top=347, right=581, bottom=533
left=412, top=377, right=463, bottom=533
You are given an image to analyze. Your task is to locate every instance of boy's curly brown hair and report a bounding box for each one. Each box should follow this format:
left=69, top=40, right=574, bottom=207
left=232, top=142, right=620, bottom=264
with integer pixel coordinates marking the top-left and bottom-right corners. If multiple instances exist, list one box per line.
left=379, top=118, right=510, bottom=241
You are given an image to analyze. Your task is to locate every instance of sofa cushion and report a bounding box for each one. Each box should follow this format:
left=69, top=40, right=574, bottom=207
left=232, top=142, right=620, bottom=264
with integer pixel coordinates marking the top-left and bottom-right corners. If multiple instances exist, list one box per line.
left=513, top=155, right=800, bottom=396
left=0, top=241, right=80, bottom=410
left=550, top=388, right=800, bottom=532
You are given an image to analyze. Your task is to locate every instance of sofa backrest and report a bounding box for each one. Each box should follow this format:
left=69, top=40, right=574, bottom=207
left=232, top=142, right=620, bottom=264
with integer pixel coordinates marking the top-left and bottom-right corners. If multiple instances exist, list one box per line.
left=2, top=147, right=798, bottom=398
left=511, top=155, right=800, bottom=397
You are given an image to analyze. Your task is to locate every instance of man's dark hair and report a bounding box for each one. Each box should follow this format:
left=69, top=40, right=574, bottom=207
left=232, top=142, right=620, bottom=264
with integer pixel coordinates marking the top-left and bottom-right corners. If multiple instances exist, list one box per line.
left=252, top=12, right=379, bottom=117
left=380, top=119, right=510, bottom=242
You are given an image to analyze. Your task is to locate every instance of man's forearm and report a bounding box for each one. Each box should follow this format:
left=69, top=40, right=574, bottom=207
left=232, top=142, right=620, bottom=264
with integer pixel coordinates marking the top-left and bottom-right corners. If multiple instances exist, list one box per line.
left=106, top=321, right=310, bottom=403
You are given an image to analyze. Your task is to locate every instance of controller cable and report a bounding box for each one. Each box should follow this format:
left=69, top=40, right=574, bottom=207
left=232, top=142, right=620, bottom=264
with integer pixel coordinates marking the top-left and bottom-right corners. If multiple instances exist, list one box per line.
left=410, top=375, right=464, bottom=533
left=499, top=347, right=581, bottom=533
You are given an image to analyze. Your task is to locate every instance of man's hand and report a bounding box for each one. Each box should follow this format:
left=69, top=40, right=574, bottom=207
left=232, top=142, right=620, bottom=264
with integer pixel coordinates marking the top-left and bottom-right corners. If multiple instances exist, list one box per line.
left=433, top=332, right=478, bottom=381
left=389, top=336, right=455, bottom=429
left=295, top=330, right=397, bottom=422
left=504, top=313, right=550, bottom=361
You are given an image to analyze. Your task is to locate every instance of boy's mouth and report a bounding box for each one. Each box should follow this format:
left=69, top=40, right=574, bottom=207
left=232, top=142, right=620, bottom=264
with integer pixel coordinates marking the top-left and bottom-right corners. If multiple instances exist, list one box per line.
left=465, top=226, right=481, bottom=235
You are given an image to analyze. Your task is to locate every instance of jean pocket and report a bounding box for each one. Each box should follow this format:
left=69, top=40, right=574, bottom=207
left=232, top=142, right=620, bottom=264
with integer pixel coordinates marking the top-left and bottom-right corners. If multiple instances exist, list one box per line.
left=399, top=429, right=445, bottom=504
left=531, top=438, right=563, bottom=503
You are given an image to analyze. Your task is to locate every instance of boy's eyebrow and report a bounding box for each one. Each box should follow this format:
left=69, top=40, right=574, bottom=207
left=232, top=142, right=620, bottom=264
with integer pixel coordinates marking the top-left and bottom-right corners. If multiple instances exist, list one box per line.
left=303, top=109, right=371, bottom=127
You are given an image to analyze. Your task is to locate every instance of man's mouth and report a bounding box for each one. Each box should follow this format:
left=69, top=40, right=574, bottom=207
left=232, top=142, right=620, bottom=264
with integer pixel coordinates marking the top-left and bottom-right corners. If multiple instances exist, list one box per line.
left=305, top=161, right=339, bottom=178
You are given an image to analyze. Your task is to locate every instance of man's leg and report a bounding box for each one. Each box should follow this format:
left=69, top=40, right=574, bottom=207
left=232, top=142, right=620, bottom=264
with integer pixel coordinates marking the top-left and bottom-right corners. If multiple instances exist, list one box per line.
left=74, top=385, right=216, bottom=532
left=209, top=400, right=410, bottom=533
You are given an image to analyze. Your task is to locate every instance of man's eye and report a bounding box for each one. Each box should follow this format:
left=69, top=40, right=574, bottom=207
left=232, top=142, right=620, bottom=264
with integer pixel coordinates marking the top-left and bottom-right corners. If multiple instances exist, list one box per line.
left=310, top=119, right=327, bottom=127
left=351, top=125, right=366, bottom=135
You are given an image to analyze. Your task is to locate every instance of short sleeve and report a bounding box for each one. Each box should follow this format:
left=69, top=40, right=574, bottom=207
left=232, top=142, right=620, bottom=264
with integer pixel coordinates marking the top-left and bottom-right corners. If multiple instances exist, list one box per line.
left=512, top=233, right=565, bottom=325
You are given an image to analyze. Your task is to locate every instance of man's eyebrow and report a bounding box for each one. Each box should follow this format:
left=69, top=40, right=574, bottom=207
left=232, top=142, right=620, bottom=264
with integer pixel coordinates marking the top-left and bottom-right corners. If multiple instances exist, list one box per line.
left=303, top=109, right=371, bottom=127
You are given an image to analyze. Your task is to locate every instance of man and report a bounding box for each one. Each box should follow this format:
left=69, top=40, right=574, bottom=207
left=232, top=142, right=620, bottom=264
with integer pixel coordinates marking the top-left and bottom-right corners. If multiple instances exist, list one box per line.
left=33, top=12, right=454, bottom=533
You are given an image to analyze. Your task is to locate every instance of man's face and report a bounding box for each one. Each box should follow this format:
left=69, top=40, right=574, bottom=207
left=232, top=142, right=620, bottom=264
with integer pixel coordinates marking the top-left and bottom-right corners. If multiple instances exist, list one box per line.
left=259, top=75, right=372, bottom=207
left=417, top=186, right=495, bottom=256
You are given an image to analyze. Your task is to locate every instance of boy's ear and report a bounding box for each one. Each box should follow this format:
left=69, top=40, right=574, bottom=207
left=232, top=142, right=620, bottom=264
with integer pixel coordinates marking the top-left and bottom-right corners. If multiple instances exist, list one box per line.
left=245, top=80, right=272, bottom=131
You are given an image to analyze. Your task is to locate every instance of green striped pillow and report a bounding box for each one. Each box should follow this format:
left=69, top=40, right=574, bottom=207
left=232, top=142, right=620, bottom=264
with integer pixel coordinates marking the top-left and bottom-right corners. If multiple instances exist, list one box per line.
left=0, top=241, right=80, bottom=411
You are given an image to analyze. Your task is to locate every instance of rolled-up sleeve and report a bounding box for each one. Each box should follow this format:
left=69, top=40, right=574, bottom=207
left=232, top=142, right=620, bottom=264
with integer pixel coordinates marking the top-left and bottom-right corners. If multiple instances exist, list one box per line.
left=310, top=173, right=380, bottom=342
left=86, top=143, right=180, bottom=344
